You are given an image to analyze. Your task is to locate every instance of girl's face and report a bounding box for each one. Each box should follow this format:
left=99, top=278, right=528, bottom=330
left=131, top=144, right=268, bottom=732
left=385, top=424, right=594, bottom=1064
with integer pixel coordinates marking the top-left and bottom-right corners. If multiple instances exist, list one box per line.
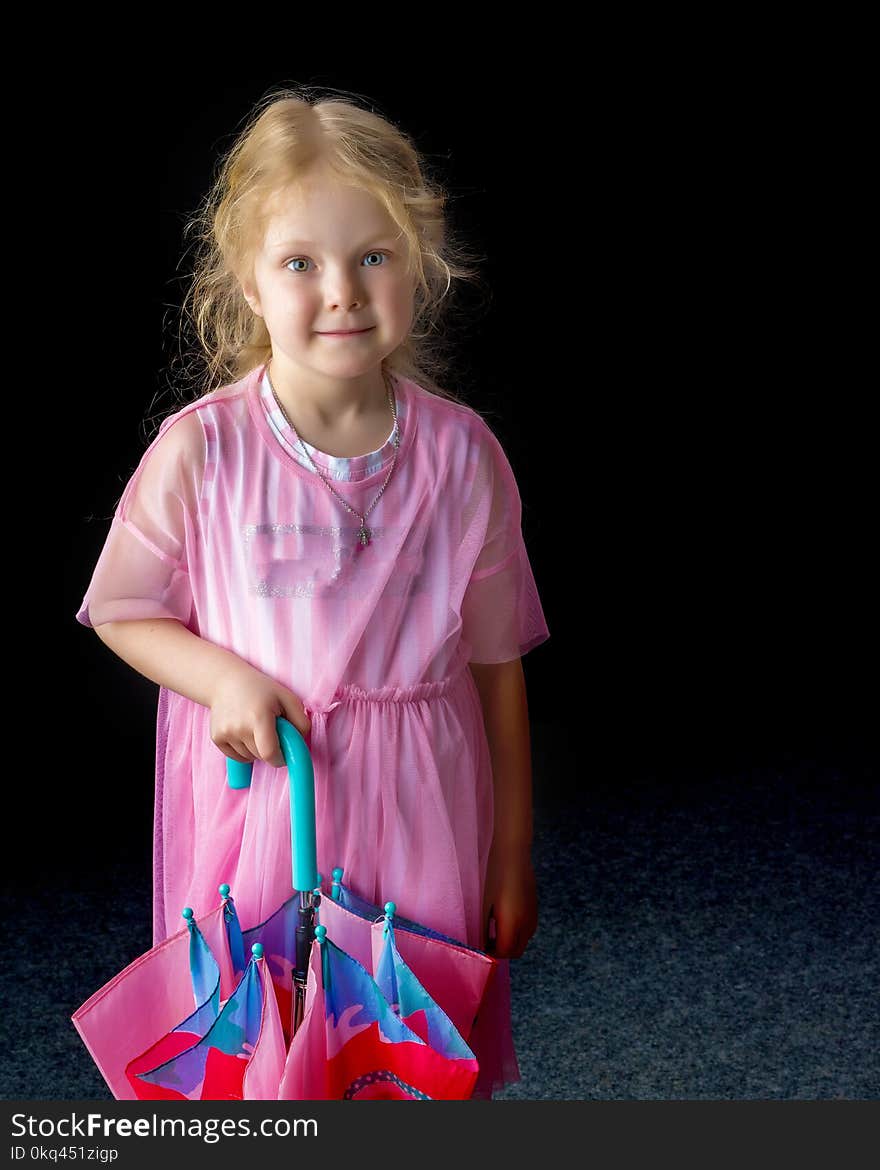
left=241, top=170, right=417, bottom=385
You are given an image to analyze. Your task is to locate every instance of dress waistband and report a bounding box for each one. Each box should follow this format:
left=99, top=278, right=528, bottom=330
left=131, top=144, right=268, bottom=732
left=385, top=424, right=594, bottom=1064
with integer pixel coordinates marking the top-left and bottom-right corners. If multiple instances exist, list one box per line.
left=303, top=654, right=471, bottom=721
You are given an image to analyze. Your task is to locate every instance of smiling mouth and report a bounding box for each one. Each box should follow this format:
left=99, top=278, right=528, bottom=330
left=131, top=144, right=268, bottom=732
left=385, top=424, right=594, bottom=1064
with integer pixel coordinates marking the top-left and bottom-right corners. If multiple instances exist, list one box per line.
left=317, top=327, right=375, bottom=335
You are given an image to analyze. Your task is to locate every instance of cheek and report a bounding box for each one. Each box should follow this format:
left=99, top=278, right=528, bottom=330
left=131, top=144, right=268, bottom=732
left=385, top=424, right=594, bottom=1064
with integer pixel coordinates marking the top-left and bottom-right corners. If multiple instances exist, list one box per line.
left=387, top=279, right=416, bottom=322
left=266, top=285, right=314, bottom=326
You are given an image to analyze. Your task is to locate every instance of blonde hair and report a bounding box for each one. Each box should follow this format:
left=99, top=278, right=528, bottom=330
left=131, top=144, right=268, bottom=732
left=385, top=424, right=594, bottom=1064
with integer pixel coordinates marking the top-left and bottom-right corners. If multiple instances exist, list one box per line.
left=161, top=84, right=490, bottom=416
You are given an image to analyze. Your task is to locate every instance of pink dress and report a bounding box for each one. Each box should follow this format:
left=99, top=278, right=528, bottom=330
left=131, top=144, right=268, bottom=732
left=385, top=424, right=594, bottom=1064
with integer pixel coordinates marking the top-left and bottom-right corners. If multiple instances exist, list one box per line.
left=75, top=362, right=550, bottom=1095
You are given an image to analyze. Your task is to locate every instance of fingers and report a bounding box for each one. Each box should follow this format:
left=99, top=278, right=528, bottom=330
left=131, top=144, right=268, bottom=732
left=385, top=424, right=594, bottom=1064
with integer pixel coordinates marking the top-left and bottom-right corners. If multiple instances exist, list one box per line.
left=279, top=691, right=312, bottom=740
left=482, top=904, right=494, bottom=952
left=507, top=931, right=526, bottom=960
left=212, top=722, right=273, bottom=766
left=492, top=933, right=527, bottom=960
left=219, top=741, right=254, bottom=765
left=493, top=917, right=520, bottom=960
left=210, top=668, right=313, bottom=768
left=254, top=711, right=285, bottom=768
left=232, top=696, right=311, bottom=768
left=485, top=907, right=536, bottom=959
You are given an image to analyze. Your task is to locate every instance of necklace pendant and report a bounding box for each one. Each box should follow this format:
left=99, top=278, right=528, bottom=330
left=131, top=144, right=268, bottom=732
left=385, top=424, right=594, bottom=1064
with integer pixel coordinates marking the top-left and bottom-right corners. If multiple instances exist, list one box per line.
left=357, top=524, right=371, bottom=547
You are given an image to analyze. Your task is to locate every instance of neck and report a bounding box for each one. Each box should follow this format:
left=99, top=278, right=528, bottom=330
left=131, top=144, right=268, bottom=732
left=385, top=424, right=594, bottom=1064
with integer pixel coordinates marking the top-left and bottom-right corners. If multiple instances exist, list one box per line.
left=266, top=359, right=390, bottom=432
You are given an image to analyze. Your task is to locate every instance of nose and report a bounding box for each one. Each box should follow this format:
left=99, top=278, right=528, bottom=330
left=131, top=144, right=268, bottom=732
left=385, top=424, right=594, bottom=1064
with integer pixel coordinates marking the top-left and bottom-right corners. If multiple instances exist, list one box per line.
left=322, top=266, right=364, bottom=311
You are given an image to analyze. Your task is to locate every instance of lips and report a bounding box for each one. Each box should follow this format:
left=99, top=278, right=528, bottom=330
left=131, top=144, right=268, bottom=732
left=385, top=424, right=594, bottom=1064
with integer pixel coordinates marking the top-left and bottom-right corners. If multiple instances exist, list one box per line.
left=318, top=327, right=374, bottom=335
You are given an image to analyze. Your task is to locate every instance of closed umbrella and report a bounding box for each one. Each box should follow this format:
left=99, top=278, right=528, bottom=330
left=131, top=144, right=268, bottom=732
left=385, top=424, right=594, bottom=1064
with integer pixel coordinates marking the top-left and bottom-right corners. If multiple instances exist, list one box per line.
left=72, top=718, right=497, bottom=1100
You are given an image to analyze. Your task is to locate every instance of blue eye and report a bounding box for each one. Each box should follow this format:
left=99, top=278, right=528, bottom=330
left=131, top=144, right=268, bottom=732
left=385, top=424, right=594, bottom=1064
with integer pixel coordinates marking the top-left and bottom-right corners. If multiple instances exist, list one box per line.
left=285, top=251, right=387, bottom=273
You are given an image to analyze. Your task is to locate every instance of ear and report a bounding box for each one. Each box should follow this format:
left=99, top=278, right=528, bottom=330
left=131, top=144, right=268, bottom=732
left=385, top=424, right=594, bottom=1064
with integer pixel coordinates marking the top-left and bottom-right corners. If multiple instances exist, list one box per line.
left=240, top=279, right=263, bottom=318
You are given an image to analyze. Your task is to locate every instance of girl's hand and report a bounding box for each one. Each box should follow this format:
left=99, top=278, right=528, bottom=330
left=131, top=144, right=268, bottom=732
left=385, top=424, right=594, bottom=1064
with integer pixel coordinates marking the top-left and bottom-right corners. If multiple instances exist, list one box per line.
left=481, top=843, right=538, bottom=959
left=208, top=662, right=312, bottom=767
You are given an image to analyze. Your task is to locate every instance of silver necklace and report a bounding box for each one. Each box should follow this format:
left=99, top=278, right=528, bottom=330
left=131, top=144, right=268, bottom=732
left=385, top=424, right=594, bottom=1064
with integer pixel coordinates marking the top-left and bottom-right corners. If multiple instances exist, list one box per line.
left=265, top=365, right=400, bottom=549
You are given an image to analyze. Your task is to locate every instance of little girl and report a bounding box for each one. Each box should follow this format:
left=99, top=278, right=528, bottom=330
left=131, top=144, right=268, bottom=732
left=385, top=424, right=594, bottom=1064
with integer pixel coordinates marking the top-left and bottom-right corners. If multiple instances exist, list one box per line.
left=75, top=88, right=550, bottom=1098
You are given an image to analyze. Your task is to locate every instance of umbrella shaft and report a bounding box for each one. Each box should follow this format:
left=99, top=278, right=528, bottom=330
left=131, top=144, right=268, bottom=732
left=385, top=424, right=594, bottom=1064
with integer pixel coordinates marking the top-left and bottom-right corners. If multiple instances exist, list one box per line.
left=292, top=892, right=313, bottom=1035
left=294, top=898, right=314, bottom=982
left=293, top=979, right=306, bottom=1033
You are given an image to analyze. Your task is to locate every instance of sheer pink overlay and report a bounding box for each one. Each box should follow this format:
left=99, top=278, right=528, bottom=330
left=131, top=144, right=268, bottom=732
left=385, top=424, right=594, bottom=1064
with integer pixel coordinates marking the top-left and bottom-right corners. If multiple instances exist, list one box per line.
left=76, top=364, right=550, bottom=1094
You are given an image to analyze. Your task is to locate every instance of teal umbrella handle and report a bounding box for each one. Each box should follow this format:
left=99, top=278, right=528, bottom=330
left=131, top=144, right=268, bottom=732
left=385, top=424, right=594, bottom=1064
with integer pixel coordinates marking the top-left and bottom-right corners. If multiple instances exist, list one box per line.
left=225, top=718, right=318, bottom=895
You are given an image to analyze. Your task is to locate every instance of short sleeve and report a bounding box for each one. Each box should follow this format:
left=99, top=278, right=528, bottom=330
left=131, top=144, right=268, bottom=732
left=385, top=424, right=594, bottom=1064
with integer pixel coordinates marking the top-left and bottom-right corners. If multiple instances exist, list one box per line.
left=75, top=410, right=206, bottom=629
left=459, top=424, right=550, bottom=664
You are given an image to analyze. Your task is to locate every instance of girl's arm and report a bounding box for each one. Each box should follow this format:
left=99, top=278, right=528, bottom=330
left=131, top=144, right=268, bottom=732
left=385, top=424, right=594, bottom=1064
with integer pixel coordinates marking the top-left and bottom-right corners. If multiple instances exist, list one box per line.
left=469, top=657, right=539, bottom=959
left=93, top=619, right=311, bottom=764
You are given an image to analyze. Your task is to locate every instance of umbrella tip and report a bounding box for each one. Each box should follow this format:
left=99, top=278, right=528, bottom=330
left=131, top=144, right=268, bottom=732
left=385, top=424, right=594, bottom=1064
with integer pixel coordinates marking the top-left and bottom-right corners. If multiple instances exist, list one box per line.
left=181, top=907, right=194, bottom=922
left=382, top=902, right=396, bottom=939
left=218, top=883, right=231, bottom=899
left=251, top=942, right=264, bottom=960
left=315, top=924, right=327, bottom=945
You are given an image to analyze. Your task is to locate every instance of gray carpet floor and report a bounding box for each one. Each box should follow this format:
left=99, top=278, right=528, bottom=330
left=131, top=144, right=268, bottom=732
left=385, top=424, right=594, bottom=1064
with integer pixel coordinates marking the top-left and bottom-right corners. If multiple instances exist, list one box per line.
left=2, top=723, right=877, bottom=1100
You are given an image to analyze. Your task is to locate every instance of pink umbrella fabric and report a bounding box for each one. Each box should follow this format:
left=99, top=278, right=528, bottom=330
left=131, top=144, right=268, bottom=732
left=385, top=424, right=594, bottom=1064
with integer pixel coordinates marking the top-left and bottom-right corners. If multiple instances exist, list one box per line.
left=71, top=895, right=238, bottom=1100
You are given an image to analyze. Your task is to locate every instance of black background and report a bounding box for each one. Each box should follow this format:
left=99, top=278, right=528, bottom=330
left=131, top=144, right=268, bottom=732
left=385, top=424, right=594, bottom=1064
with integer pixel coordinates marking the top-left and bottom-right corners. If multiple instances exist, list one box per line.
left=35, top=65, right=876, bottom=880
left=3, top=33, right=875, bottom=1106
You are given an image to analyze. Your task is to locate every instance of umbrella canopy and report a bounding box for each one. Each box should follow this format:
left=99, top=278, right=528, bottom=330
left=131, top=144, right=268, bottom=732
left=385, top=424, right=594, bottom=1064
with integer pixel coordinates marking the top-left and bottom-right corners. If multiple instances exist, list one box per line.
left=277, top=918, right=478, bottom=1100
left=128, top=940, right=286, bottom=1100
left=72, top=718, right=497, bottom=1100
left=72, top=893, right=240, bottom=1100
